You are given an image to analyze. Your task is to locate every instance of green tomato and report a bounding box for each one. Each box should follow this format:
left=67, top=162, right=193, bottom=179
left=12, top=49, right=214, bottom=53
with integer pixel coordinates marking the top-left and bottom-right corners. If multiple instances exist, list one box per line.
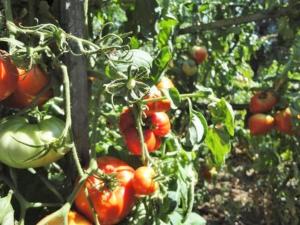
left=0, top=115, right=70, bottom=168
left=182, top=59, right=198, bottom=76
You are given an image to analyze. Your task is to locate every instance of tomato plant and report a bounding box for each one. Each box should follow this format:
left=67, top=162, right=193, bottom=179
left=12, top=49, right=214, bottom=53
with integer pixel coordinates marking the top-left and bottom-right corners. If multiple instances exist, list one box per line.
left=0, top=55, right=18, bottom=101
left=132, top=166, right=158, bottom=196
left=75, top=157, right=136, bottom=225
left=3, top=65, right=53, bottom=108
left=0, top=115, right=69, bottom=168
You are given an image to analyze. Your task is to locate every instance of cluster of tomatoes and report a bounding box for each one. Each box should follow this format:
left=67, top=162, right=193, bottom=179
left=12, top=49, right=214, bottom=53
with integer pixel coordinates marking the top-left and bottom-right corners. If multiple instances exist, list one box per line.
left=182, top=45, right=208, bottom=76
left=248, top=91, right=299, bottom=136
left=119, top=77, right=174, bottom=155
left=38, top=157, right=158, bottom=225
left=0, top=55, right=52, bottom=109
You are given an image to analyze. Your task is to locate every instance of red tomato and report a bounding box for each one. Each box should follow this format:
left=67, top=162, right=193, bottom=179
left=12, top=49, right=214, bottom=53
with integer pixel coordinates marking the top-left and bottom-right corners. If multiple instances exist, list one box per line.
left=0, top=56, right=18, bottom=101
left=274, top=108, right=294, bottom=135
left=3, top=65, right=53, bottom=108
left=145, top=77, right=174, bottom=115
left=191, top=46, right=208, bottom=64
left=119, top=107, right=135, bottom=134
left=249, top=91, right=277, bottom=113
left=75, top=157, right=136, bottom=225
left=132, top=167, right=158, bottom=196
left=248, top=113, right=274, bottom=135
left=124, top=127, right=157, bottom=155
left=149, top=112, right=171, bottom=137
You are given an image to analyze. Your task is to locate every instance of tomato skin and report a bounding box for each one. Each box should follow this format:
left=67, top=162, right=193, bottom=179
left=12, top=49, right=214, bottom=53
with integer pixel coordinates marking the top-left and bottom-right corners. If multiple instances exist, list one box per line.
left=75, top=157, right=136, bottom=225
left=191, top=46, right=208, bottom=64
left=0, top=56, right=18, bottom=101
left=249, top=91, right=277, bottom=113
left=132, top=167, right=158, bottom=196
left=150, top=112, right=171, bottom=137
left=3, top=65, right=53, bottom=108
left=274, top=108, right=294, bottom=135
left=182, top=59, right=198, bottom=76
left=248, top=113, right=274, bottom=135
left=0, top=115, right=69, bottom=168
left=124, top=128, right=157, bottom=155
left=37, top=211, right=92, bottom=225
left=119, top=107, right=135, bottom=134
left=145, top=77, right=174, bottom=115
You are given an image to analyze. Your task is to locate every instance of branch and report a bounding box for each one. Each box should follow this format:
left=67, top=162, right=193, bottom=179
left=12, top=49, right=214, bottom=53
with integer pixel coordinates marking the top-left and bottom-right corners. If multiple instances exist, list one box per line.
left=178, top=4, right=299, bottom=35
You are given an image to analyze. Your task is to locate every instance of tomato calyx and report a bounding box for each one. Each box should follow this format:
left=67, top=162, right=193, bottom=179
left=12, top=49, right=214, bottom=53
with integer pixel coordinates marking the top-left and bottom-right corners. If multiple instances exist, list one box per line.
left=90, top=169, right=120, bottom=192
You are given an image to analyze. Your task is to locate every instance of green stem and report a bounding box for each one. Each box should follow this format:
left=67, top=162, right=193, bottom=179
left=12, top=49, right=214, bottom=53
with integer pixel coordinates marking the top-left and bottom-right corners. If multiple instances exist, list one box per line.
left=133, top=104, right=152, bottom=165
left=2, top=0, right=15, bottom=52
left=60, top=64, right=84, bottom=177
left=142, top=92, right=214, bottom=104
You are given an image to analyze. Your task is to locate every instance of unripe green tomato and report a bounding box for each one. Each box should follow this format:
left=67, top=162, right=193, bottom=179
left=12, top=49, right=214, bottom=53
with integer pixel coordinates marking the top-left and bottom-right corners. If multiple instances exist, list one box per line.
left=182, top=59, right=198, bottom=76
left=0, top=115, right=70, bottom=168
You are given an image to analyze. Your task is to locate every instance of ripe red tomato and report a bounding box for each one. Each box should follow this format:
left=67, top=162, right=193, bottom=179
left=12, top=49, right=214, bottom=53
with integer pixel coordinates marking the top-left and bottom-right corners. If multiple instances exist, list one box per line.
left=0, top=56, right=18, bottom=101
left=3, top=65, right=53, bottom=108
left=145, top=77, right=174, bottom=115
left=249, top=91, right=277, bottom=113
left=274, top=108, right=294, bottom=135
left=124, top=127, right=157, bottom=155
left=75, top=157, right=136, bottom=225
left=182, top=59, right=198, bottom=76
left=119, top=107, right=135, bottom=134
left=149, top=112, right=171, bottom=137
left=191, top=46, right=208, bottom=64
left=132, top=166, right=158, bottom=196
left=248, top=113, right=274, bottom=135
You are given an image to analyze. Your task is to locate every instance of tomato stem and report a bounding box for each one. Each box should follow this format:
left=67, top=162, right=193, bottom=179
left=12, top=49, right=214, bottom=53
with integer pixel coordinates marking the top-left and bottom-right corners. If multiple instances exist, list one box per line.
left=2, top=0, right=15, bottom=53
left=133, top=103, right=153, bottom=165
left=60, top=64, right=84, bottom=177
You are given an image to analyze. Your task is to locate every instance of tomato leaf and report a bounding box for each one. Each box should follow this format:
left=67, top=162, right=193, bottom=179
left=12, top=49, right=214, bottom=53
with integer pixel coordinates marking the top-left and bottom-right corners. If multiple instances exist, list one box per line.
left=205, top=127, right=231, bottom=167
left=209, top=98, right=235, bottom=136
left=185, top=111, right=207, bottom=148
left=115, top=49, right=153, bottom=73
left=152, top=47, right=172, bottom=82
left=0, top=191, right=14, bottom=225
left=161, top=87, right=181, bottom=109
left=183, top=212, right=206, bottom=225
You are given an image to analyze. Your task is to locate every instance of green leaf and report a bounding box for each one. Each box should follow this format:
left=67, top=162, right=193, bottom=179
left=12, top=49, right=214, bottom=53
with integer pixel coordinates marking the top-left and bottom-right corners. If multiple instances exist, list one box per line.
left=210, top=98, right=235, bottom=136
left=183, top=212, right=206, bottom=225
left=205, top=127, right=231, bottom=167
left=288, top=72, right=300, bottom=81
left=152, top=47, right=172, bottom=82
left=169, top=211, right=183, bottom=225
left=116, top=49, right=153, bottom=72
left=130, top=36, right=140, bottom=49
left=0, top=191, right=14, bottom=225
left=156, top=17, right=178, bottom=49
left=185, top=112, right=207, bottom=147
left=161, top=87, right=181, bottom=109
